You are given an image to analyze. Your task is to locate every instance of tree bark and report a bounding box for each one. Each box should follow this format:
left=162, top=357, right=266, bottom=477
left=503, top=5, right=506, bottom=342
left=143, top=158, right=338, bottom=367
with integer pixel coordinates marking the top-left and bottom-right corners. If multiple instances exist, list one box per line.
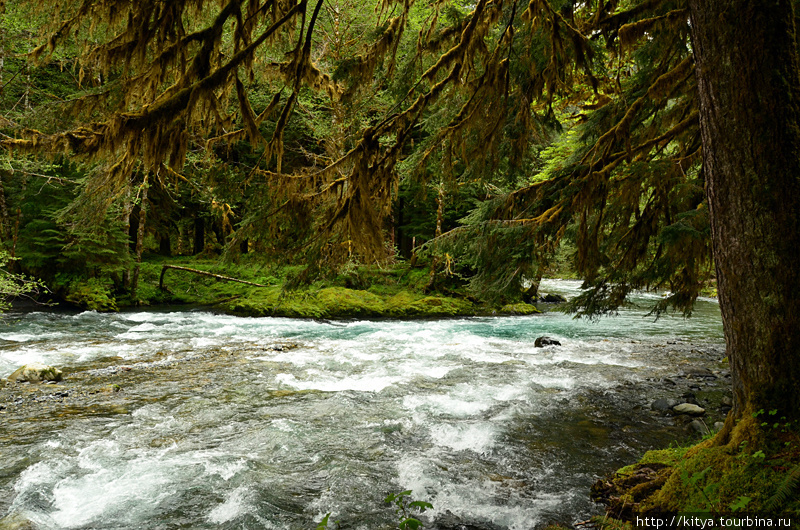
left=159, top=265, right=269, bottom=290
left=159, top=233, right=171, bottom=256
left=121, top=188, right=133, bottom=289
left=689, top=0, right=800, bottom=425
left=193, top=215, right=205, bottom=255
left=130, top=175, right=149, bottom=298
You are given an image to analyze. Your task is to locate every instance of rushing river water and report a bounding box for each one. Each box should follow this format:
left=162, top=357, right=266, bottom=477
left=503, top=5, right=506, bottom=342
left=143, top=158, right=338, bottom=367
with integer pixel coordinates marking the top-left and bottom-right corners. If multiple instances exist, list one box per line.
left=0, top=280, right=724, bottom=530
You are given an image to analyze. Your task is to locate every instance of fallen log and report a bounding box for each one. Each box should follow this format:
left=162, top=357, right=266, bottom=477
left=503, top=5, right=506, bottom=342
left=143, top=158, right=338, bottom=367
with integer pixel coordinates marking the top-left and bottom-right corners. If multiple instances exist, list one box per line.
left=159, top=264, right=270, bottom=290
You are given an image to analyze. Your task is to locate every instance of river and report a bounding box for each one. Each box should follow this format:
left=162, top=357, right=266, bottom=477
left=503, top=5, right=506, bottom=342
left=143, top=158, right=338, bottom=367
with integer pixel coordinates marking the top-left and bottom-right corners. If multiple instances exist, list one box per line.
left=0, top=280, right=725, bottom=529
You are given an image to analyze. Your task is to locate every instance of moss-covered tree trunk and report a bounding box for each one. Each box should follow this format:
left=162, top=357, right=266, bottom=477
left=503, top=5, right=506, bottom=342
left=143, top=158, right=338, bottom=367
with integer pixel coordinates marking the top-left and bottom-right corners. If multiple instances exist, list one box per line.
left=130, top=175, right=149, bottom=299
left=689, top=0, right=800, bottom=430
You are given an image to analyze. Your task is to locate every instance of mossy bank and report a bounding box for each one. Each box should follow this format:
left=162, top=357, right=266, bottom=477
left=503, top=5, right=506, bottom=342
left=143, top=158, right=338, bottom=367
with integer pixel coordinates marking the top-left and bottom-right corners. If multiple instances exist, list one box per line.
left=49, top=256, right=543, bottom=318
left=591, top=417, right=800, bottom=525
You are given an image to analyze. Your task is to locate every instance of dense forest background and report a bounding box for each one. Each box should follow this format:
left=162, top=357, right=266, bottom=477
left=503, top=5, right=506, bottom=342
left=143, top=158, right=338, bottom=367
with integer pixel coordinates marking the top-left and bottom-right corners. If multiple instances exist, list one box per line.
left=0, top=0, right=712, bottom=314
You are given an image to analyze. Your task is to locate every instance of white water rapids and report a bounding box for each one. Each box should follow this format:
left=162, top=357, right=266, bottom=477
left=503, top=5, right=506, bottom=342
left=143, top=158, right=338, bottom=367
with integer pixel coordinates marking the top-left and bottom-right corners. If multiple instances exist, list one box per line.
left=0, top=280, right=724, bottom=529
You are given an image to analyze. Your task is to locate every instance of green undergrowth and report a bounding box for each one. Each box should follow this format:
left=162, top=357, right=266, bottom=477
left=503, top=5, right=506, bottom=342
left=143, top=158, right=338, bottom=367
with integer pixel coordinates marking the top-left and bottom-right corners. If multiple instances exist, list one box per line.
left=54, top=276, right=119, bottom=311
left=55, top=255, right=541, bottom=318
left=592, top=416, right=800, bottom=528
left=225, top=286, right=478, bottom=318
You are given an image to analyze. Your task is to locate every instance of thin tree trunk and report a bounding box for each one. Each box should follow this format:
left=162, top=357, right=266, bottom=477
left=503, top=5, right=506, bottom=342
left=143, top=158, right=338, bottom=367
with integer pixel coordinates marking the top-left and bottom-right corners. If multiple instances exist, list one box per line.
left=193, top=215, right=205, bottom=255
left=689, top=0, right=800, bottom=430
left=159, top=265, right=269, bottom=290
left=121, top=187, right=133, bottom=289
left=130, top=175, right=149, bottom=298
left=426, top=184, right=446, bottom=291
left=11, top=175, right=28, bottom=258
left=0, top=171, right=11, bottom=243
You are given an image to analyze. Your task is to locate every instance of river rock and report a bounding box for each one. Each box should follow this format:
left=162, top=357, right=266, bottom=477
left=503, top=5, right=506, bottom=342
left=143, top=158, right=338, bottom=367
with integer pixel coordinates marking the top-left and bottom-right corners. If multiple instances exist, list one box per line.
left=689, top=419, right=710, bottom=435
left=534, top=336, right=561, bottom=347
left=7, top=363, right=62, bottom=384
left=651, top=398, right=679, bottom=412
left=0, top=511, right=37, bottom=529
left=673, top=403, right=705, bottom=416
left=539, top=293, right=567, bottom=303
left=434, top=510, right=504, bottom=530
left=682, top=366, right=717, bottom=379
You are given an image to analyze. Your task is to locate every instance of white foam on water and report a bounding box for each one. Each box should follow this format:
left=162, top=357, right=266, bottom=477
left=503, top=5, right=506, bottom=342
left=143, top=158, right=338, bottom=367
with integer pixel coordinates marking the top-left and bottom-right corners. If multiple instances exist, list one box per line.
left=403, top=382, right=526, bottom=418
left=395, top=454, right=574, bottom=530
left=1, top=302, right=725, bottom=529
left=271, top=418, right=296, bottom=432
left=0, top=333, right=38, bottom=342
left=207, top=485, right=253, bottom=524
left=48, top=464, right=175, bottom=527
left=120, top=312, right=158, bottom=323
left=428, top=422, right=497, bottom=453
left=404, top=393, right=493, bottom=417
left=427, top=487, right=566, bottom=530
left=126, top=322, right=158, bottom=333
left=203, top=458, right=247, bottom=481
left=11, top=443, right=183, bottom=529
left=275, top=372, right=402, bottom=392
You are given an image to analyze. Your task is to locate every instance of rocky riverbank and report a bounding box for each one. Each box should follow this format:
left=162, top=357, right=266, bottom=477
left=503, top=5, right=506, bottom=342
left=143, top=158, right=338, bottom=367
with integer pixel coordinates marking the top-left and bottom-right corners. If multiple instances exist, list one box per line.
left=0, top=342, right=303, bottom=424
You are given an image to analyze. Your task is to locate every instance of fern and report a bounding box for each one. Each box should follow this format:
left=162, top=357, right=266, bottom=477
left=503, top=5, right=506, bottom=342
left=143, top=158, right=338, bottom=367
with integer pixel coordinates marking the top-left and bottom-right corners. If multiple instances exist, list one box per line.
left=764, top=463, right=800, bottom=512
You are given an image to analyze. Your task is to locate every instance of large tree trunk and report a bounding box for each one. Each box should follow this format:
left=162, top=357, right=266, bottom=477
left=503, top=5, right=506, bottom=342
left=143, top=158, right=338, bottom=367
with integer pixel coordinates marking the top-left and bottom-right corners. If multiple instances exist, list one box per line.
left=689, top=0, right=800, bottom=429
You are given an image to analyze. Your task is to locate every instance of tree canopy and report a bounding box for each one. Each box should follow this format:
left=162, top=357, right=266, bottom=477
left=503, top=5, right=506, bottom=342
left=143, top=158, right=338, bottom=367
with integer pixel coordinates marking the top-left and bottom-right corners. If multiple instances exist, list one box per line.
left=1, top=0, right=710, bottom=311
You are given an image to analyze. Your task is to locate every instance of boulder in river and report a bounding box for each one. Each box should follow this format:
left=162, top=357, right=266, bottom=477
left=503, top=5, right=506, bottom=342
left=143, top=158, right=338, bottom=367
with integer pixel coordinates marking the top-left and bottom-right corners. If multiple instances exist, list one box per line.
left=673, top=403, right=705, bottom=416
left=539, top=293, right=567, bottom=303
left=534, top=336, right=561, bottom=347
left=6, top=363, right=62, bottom=384
left=651, top=398, right=679, bottom=412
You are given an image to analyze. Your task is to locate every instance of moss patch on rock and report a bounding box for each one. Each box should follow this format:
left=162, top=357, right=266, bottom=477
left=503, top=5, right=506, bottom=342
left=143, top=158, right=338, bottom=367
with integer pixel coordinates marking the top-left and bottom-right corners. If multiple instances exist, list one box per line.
left=592, top=420, right=800, bottom=524
left=53, top=256, right=547, bottom=319
left=224, top=287, right=476, bottom=318
left=499, top=302, right=541, bottom=315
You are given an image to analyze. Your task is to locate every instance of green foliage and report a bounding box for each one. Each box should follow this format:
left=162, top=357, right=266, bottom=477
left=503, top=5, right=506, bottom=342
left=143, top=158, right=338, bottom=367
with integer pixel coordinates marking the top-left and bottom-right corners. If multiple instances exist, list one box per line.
left=765, top=464, right=800, bottom=512
left=59, top=276, right=118, bottom=311
left=314, top=491, right=433, bottom=529
left=0, top=250, right=44, bottom=311
left=0, top=0, right=716, bottom=319
left=6, top=159, right=131, bottom=280
left=729, top=495, right=752, bottom=512
left=385, top=490, right=433, bottom=530
left=314, top=513, right=340, bottom=530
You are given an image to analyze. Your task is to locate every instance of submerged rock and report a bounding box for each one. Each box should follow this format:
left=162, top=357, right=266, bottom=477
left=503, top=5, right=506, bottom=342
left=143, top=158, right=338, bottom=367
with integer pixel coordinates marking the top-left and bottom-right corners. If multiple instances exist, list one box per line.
left=673, top=403, right=705, bottom=416
left=433, top=510, right=504, bottom=530
left=0, top=511, right=37, bottom=529
left=534, top=336, right=561, bottom=347
left=6, top=363, right=62, bottom=384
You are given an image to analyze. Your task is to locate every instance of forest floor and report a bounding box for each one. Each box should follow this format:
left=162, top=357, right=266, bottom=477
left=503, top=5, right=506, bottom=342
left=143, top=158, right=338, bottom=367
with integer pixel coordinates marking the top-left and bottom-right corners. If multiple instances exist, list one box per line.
left=49, top=254, right=546, bottom=318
